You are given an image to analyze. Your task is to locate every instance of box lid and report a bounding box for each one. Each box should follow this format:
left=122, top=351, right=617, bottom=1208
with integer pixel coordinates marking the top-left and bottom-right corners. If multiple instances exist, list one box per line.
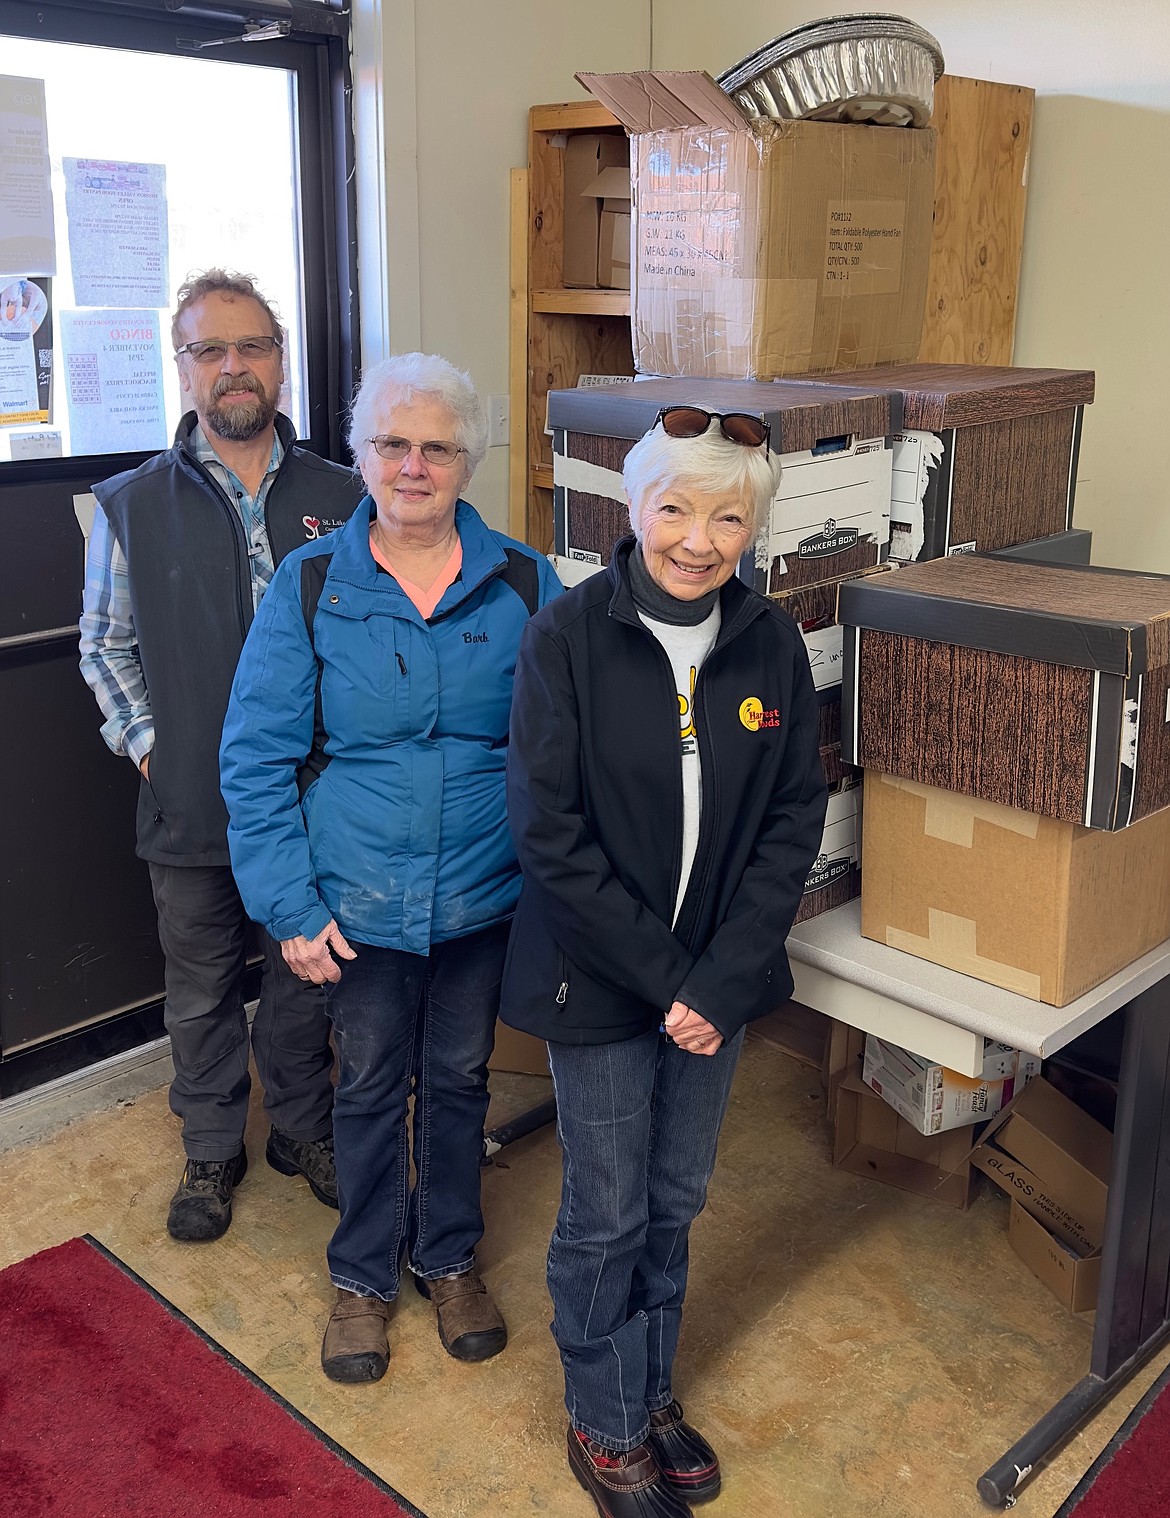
left=576, top=70, right=749, bottom=135
left=792, top=364, right=1095, bottom=428
left=839, top=555, right=1170, bottom=676
left=548, top=376, right=901, bottom=453
left=580, top=166, right=631, bottom=203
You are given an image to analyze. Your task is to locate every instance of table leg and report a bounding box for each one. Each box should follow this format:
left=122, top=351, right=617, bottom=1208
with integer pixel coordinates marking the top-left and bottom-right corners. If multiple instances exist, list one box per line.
left=977, top=976, right=1170, bottom=1506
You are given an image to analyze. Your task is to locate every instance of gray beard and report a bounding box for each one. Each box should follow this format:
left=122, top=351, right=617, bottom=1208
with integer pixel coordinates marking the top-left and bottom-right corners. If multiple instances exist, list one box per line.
left=204, top=388, right=277, bottom=442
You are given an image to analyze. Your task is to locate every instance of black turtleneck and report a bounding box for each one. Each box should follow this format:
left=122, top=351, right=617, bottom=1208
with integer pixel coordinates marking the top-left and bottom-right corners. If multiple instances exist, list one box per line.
left=627, top=542, right=720, bottom=627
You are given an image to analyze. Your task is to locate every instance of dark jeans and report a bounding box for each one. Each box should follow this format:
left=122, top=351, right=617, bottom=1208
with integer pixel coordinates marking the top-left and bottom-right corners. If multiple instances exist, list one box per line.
left=323, top=921, right=508, bottom=1300
left=546, top=1026, right=745, bottom=1451
left=149, top=862, right=334, bottom=1162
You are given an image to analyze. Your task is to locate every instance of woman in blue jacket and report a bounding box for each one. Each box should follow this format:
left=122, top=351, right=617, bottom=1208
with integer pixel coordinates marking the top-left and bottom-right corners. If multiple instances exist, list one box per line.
left=220, top=352, right=560, bottom=1384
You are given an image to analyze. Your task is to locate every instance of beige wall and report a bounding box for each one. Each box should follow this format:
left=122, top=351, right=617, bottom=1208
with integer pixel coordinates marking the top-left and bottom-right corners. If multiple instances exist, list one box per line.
left=361, top=0, right=649, bottom=531
left=364, top=1, right=1170, bottom=567
left=649, top=0, right=1170, bottom=573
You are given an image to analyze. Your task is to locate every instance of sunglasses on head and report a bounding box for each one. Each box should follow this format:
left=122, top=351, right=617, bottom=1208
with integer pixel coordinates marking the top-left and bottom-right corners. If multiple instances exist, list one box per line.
left=654, top=405, right=771, bottom=455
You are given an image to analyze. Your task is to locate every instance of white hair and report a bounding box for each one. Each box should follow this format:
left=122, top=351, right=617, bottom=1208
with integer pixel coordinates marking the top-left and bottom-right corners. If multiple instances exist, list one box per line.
left=347, top=352, right=489, bottom=476
left=621, top=421, right=782, bottom=541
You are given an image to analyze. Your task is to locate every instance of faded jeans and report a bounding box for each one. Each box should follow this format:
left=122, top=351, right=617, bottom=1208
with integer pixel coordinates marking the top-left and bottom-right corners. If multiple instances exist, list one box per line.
left=324, top=921, right=508, bottom=1299
left=546, top=1026, right=745, bottom=1450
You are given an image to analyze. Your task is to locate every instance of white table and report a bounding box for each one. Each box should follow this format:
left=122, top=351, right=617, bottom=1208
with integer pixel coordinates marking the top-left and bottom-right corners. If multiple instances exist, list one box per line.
left=785, top=900, right=1170, bottom=1507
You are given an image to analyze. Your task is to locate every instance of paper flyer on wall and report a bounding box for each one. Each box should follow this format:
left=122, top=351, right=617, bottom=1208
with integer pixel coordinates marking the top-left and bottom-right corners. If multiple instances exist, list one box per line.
left=0, top=276, right=53, bottom=425
left=59, top=309, right=167, bottom=455
left=64, top=159, right=170, bottom=308
left=0, top=76, right=56, bottom=277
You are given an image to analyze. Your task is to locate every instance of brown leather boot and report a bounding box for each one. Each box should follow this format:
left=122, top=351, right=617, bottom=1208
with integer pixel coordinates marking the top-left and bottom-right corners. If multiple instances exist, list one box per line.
left=320, top=1288, right=391, bottom=1383
left=566, top=1428, right=694, bottom=1518
left=414, top=1266, right=507, bottom=1361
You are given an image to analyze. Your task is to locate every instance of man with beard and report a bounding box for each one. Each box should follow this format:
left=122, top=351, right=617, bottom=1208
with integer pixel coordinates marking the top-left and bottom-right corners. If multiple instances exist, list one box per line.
left=80, top=270, right=364, bottom=1242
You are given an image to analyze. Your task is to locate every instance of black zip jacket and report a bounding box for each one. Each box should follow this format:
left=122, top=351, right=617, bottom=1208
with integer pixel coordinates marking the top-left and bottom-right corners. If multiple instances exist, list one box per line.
left=500, top=537, right=828, bottom=1045
left=93, top=412, right=364, bottom=866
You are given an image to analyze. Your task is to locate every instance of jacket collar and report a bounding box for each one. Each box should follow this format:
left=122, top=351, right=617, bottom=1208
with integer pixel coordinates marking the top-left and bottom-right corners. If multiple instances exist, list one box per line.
left=606, top=535, right=767, bottom=644
left=325, top=496, right=506, bottom=608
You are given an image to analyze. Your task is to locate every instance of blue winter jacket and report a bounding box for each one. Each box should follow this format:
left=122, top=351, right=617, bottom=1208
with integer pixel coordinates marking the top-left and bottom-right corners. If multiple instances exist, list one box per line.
left=220, top=497, right=562, bottom=952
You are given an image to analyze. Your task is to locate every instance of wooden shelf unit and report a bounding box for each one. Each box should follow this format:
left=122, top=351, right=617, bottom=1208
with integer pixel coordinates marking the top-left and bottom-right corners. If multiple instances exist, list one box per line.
left=509, top=102, right=634, bottom=549
left=509, top=78, right=1035, bottom=549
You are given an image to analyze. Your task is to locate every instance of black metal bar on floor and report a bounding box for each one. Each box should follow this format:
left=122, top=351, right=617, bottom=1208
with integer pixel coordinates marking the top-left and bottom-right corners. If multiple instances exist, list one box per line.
left=482, top=1098, right=557, bottom=1162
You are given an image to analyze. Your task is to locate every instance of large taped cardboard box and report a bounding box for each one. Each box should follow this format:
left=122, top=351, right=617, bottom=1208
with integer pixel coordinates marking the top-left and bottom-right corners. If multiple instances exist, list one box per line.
left=576, top=71, right=935, bottom=380
left=834, top=1072, right=976, bottom=1209
left=862, top=1034, right=1040, bottom=1135
left=969, top=1075, right=1112, bottom=1255
left=841, top=556, right=1170, bottom=831
left=861, top=773, right=1170, bottom=1005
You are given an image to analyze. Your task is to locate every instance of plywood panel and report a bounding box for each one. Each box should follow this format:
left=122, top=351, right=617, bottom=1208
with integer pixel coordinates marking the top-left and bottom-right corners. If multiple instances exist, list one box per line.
left=920, top=75, right=1035, bottom=365
left=508, top=167, right=529, bottom=541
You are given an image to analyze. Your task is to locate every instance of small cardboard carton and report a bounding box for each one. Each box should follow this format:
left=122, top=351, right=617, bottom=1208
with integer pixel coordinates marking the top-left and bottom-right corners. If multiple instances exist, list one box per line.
left=860, top=772, right=1170, bottom=1005
left=968, top=1076, right=1112, bottom=1255
left=488, top=1021, right=550, bottom=1077
left=576, top=70, right=936, bottom=380
left=834, top=1071, right=976, bottom=1209
left=1007, top=1198, right=1101, bottom=1313
left=862, top=1034, right=1040, bottom=1136
left=563, top=134, right=630, bottom=289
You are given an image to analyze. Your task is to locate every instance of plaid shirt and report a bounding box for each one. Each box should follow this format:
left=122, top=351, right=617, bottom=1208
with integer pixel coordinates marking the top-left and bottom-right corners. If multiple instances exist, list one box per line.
left=78, top=425, right=283, bottom=766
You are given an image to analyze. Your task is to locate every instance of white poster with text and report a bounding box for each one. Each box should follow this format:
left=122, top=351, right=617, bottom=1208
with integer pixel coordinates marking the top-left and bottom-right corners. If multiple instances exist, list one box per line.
left=64, top=159, right=170, bottom=308
left=59, top=309, right=167, bottom=455
left=0, top=76, right=56, bottom=276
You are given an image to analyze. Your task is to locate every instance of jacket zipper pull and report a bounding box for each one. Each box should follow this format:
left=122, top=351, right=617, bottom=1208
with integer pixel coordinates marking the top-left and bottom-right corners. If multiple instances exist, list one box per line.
left=555, top=981, right=568, bottom=1005
left=396, top=652, right=407, bottom=676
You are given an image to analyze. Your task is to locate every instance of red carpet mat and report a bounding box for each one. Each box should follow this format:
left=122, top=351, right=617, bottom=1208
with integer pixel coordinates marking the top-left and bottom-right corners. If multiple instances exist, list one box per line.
left=1056, top=1358, right=1170, bottom=1517
left=0, top=1235, right=427, bottom=1518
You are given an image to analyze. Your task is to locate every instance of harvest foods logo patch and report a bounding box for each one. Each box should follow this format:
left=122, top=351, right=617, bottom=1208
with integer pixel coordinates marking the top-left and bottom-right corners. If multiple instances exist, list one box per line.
left=797, top=518, right=860, bottom=559
left=739, top=697, right=780, bottom=732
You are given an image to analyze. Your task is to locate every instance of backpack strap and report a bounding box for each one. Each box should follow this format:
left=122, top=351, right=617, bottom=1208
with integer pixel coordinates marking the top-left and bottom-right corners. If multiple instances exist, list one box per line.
left=297, top=555, right=332, bottom=798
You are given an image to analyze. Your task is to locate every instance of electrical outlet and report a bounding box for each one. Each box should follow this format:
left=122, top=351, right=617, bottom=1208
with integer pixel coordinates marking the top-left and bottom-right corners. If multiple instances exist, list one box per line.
left=488, top=395, right=509, bottom=448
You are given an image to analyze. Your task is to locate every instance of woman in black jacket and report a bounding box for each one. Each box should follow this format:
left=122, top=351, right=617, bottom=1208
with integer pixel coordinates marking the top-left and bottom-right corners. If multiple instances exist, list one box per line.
left=501, top=407, right=828, bottom=1517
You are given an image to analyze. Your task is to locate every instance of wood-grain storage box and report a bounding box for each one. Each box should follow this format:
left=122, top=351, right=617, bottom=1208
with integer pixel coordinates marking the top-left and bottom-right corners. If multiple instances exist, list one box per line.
left=547, top=376, right=900, bottom=596
left=575, top=70, right=936, bottom=380
left=796, top=785, right=860, bottom=923
left=841, top=556, right=1170, bottom=830
left=795, top=364, right=1095, bottom=561
left=861, top=773, right=1170, bottom=1005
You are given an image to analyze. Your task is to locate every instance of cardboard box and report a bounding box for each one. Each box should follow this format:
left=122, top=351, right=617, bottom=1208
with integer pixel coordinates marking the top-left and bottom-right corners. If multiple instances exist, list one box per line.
left=968, top=1076, right=1112, bottom=1254
left=796, top=785, right=860, bottom=923
left=576, top=71, right=936, bottom=380
left=488, top=1021, right=550, bottom=1077
left=547, top=376, right=899, bottom=594
left=1007, top=1199, right=1100, bottom=1313
left=862, top=1034, right=1040, bottom=1135
left=834, top=1071, right=976, bottom=1209
left=794, top=365, right=1095, bottom=561
left=988, top=529, right=1093, bottom=567
left=563, top=134, right=630, bottom=289
left=860, top=772, right=1170, bottom=1005
left=598, top=206, right=631, bottom=289
left=841, top=555, right=1170, bottom=830
left=750, top=1000, right=830, bottom=1070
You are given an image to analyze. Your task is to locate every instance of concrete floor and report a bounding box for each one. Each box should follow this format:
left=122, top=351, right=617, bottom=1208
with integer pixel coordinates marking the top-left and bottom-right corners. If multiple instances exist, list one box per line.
left=0, top=1033, right=1163, bottom=1518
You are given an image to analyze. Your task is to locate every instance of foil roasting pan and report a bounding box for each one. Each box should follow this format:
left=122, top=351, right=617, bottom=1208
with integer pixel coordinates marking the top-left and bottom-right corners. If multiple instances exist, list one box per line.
left=718, top=13, right=945, bottom=129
